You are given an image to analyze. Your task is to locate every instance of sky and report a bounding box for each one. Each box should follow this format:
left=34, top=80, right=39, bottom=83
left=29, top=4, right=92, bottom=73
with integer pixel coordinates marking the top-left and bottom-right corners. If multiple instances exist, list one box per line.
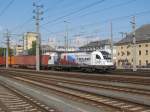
left=0, top=0, right=150, bottom=46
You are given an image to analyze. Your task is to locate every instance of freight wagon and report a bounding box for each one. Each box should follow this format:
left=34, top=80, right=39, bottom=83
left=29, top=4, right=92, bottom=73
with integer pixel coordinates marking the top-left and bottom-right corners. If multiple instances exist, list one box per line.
left=0, top=57, right=5, bottom=67
left=0, top=55, right=49, bottom=69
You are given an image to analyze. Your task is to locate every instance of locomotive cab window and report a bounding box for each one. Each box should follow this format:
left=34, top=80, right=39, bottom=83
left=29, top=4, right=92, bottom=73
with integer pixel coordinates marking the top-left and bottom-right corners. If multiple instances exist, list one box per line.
left=101, top=51, right=111, bottom=60
left=49, top=56, right=51, bottom=60
left=96, top=54, right=101, bottom=59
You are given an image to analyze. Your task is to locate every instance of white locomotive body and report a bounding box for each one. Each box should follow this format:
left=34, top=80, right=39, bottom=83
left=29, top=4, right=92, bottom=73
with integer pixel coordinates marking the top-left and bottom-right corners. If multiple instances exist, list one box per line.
left=48, top=50, right=115, bottom=72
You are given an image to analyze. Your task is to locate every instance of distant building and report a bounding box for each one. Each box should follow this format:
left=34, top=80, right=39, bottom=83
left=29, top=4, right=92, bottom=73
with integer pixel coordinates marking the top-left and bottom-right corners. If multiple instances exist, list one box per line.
left=23, top=32, right=37, bottom=51
left=56, top=46, right=78, bottom=51
left=14, top=45, right=23, bottom=55
left=48, top=38, right=57, bottom=49
left=80, top=39, right=111, bottom=52
left=72, top=35, right=100, bottom=47
left=72, top=36, right=88, bottom=47
left=115, top=24, right=150, bottom=68
left=41, top=45, right=54, bottom=55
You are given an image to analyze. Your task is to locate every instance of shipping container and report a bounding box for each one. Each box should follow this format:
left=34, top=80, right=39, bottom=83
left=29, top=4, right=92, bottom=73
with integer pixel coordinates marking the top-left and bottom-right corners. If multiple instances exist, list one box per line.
left=9, top=55, right=49, bottom=66
left=0, top=57, right=5, bottom=65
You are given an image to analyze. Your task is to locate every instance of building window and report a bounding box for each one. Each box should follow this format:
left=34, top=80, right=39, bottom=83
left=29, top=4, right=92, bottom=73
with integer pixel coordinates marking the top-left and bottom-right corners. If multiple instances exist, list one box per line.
left=125, top=59, right=128, bottom=63
left=121, top=51, right=125, bottom=56
left=146, top=60, right=148, bottom=65
left=127, top=51, right=130, bottom=56
left=146, top=50, right=148, bottom=55
left=145, top=44, right=148, bottom=47
left=139, top=50, right=141, bottom=55
left=139, top=45, right=141, bottom=47
left=139, top=60, right=141, bottom=65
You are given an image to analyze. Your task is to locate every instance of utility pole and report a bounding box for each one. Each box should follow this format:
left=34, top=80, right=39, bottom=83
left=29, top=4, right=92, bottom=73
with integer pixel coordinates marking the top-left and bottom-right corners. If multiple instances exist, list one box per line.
left=33, top=2, right=43, bottom=71
left=119, top=32, right=125, bottom=39
left=110, top=21, right=113, bottom=62
left=22, top=34, right=25, bottom=54
left=5, top=29, right=10, bottom=69
left=130, top=16, right=137, bottom=72
left=119, top=32, right=124, bottom=39
left=64, top=21, right=69, bottom=52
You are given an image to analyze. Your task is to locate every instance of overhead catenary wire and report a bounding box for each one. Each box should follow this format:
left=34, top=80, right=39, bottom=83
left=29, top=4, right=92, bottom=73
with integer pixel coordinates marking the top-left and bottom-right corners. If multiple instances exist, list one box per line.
left=10, top=1, right=36, bottom=32
left=45, top=30, right=126, bottom=45
left=2, top=0, right=148, bottom=49
left=11, top=17, right=33, bottom=32
left=43, top=9, right=150, bottom=36
left=41, top=0, right=139, bottom=32
left=44, top=0, right=65, bottom=13
left=42, top=0, right=137, bottom=27
left=42, top=0, right=106, bottom=26
left=48, top=0, right=137, bottom=27
left=0, top=0, right=15, bottom=17
left=78, top=0, right=137, bottom=17
left=51, top=26, right=130, bottom=38
left=44, top=0, right=86, bottom=19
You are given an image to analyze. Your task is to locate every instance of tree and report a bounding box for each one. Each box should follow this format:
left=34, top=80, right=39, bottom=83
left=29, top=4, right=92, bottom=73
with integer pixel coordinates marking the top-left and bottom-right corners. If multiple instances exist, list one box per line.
left=28, top=41, right=36, bottom=55
left=0, top=48, right=13, bottom=56
left=0, top=48, right=5, bottom=56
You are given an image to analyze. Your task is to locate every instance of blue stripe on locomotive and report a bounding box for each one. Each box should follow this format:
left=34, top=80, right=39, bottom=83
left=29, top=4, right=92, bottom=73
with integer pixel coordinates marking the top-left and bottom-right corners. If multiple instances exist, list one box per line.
left=67, top=54, right=77, bottom=63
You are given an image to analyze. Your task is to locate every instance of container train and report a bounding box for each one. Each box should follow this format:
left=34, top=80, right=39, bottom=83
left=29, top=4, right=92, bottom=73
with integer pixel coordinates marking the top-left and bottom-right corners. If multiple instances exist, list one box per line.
left=0, top=50, right=115, bottom=72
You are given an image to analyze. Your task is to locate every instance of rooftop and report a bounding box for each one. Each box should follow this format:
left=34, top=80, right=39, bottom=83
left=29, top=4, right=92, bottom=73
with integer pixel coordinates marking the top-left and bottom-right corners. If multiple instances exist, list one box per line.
left=80, top=39, right=111, bottom=49
left=115, top=24, right=150, bottom=45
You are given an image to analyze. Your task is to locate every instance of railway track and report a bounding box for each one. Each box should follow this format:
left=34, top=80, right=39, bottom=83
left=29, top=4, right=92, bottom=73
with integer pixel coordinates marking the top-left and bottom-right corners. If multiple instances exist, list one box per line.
left=4, top=70, right=150, bottom=89
left=111, top=69, right=150, bottom=77
left=18, top=75, right=150, bottom=96
left=0, top=82, right=59, bottom=112
left=1, top=70, right=150, bottom=112
left=2, top=68, right=150, bottom=85
left=4, top=71, right=150, bottom=96
left=1, top=67, right=150, bottom=77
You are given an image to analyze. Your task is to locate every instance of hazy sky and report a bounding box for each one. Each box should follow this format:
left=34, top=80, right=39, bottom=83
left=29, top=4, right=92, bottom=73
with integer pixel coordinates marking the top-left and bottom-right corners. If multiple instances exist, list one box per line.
left=0, top=0, right=150, bottom=46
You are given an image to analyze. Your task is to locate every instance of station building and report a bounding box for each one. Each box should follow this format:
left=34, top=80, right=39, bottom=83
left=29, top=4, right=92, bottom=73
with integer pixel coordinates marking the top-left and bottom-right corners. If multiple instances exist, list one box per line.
left=115, top=24, right=150, bottom=68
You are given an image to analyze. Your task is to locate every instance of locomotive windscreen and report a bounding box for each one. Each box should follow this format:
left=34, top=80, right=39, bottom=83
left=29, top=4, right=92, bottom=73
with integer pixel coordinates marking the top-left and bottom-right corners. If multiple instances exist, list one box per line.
left=100, top=51, right=111, bottom=60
